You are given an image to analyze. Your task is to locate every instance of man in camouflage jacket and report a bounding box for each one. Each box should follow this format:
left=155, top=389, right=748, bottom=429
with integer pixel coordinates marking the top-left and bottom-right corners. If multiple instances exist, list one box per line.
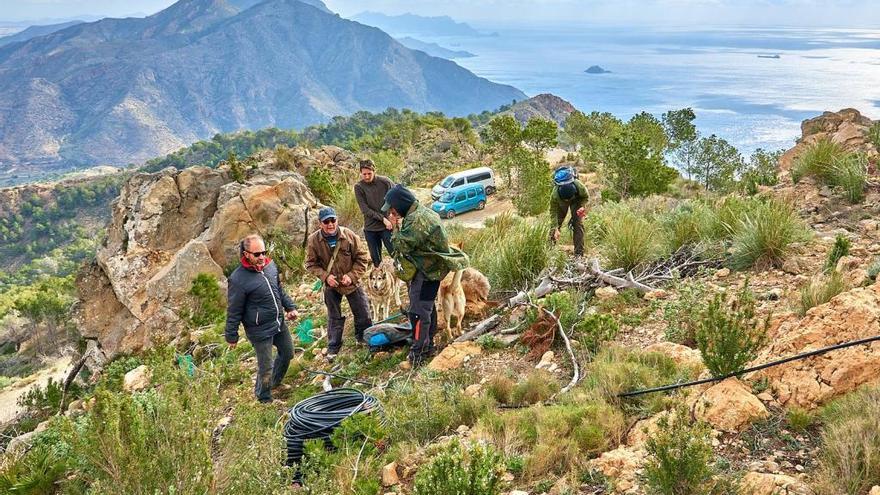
left=382, top=184, right=468, bottom=366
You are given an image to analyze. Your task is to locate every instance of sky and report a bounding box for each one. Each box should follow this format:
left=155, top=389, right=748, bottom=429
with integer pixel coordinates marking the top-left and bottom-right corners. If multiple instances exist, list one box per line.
left=1, top=0, right=879, bottom=26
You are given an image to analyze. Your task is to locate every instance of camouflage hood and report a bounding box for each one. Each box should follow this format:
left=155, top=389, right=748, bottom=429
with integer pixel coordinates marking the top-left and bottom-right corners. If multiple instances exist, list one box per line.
left=391, top=201, right=468, bottom=281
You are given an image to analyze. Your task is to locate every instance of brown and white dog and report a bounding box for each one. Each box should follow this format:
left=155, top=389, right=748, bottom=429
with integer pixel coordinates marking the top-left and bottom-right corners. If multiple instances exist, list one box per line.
left=438, top=266, right=491, bottom=340
left=365, top=259, right=402, bottom=321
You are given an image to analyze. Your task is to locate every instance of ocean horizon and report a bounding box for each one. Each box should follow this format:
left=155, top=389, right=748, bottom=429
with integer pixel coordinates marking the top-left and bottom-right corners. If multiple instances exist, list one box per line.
left=422, top=23, right=880, bottom=157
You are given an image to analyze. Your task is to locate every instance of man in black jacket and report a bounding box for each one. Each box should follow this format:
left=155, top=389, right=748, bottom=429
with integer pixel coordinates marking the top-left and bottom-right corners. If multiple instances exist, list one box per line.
left=226, top=234, right=299, bottom=402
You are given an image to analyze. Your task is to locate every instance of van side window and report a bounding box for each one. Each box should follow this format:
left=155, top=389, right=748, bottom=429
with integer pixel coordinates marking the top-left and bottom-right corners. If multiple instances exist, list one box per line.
left=467, top=172, right=491, bottom=182
left=452, top=178, right=465, bottom=187
left=467, top=190, right=477, bottom=199
left=455, top=192, right=466, bottom=202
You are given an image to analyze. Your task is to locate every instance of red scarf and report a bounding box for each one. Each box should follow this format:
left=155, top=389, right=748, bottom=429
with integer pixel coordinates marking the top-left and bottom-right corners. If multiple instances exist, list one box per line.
left=241, top=255, right=272, bottom=272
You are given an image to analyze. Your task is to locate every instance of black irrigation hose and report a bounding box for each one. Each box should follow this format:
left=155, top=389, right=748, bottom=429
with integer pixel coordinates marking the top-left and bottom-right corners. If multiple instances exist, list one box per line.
left=283, top=388, right=382, bottom=477
left=618, top=334, right=880, bottom=398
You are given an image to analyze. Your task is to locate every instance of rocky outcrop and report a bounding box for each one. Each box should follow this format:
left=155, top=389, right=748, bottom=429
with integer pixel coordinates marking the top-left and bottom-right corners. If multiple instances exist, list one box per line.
left=750, top=279, right=880, bottom=409
left=428, top=342, right=482, bottom=372
left=587, top=446, right=645, bottom=494
left=739, top=472, right=813, bottom=495
left=497, top=94, right=577, bottom=128
left=76, top=152, right=338, bottom=357
left=779, top=108, right=878, bottom=173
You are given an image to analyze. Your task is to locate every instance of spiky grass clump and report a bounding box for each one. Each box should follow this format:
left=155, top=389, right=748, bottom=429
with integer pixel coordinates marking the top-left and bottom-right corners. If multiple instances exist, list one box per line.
left=729, top=198, right=810, bottom=270
left=830, top=153, right=869, bottom=203
left=798, top=271, right=846, bottom=316
left=824, top=234, right=851, bottom=272
left=599, top=208, right=665, bottom=270
left=814, top=385, right=880, bottom=495
left=660, top=201, right=716, bottom=251
left=791, top=138, right=846, bottom=183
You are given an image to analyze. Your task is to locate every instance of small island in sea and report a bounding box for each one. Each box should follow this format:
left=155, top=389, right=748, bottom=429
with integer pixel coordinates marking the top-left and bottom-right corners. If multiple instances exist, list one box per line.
left=584, top=65, right=611, bottom=74
left=757, top=54, right=781, bottom=59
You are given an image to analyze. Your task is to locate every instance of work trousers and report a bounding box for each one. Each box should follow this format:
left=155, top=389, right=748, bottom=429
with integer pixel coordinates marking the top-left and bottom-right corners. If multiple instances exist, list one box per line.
left=554, top=202, right=585, bottom=256
left=324, top=285, right=373, bottom=354
left=407, top=271, right=441, bottom=365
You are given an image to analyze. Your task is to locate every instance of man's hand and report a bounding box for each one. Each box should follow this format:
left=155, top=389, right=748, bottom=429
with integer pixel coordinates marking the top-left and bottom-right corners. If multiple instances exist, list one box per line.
left=326, top=274, right=339, bottom=288
left=227, top=341, right=237, bottom=349
left=285, top=309, right=299, bottom=321
left=551, top=228, right=561, bottom=242
left=383, top=217, right=393, bottom=230
left=576, top=206, right=586, bottom=218
left=341, top=274, right=352, bottom=286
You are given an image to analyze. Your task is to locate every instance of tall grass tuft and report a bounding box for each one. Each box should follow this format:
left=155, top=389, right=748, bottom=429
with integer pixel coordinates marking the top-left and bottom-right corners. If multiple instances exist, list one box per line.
left=814, top=385, right=880, bottom=495
left=824, top=234, right=851, bottom=273
left=830, top=153, right=869, bottom=203
left=791, top=138, right=845, bottom=183
left=599, top=208, right=665, bottom=270
left=660, top=201, right=716, bottom=251
left=798, top=271, right=846, bottom=316
left=729, top=198, right=809, bottom=270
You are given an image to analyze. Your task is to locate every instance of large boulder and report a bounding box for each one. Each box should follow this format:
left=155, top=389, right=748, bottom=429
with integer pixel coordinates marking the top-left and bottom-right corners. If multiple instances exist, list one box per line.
left=77, top=161, right=320, bottom=357
left=750, top=280, right=880, bottom=409
left=693, top=378, right=769, bottom=432
left=428, top=342, right=482, bottom=372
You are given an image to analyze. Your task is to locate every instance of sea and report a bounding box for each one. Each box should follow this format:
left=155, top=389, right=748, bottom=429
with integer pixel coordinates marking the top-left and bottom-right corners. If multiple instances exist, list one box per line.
left=413, top=24, right=880, bottom=157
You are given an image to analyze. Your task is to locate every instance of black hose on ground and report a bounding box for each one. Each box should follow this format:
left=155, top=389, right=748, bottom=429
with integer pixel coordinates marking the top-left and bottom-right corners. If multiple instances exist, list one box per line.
left=283, top=388, right=382, bottom=477
left=618, top=334, right=880, bottom=398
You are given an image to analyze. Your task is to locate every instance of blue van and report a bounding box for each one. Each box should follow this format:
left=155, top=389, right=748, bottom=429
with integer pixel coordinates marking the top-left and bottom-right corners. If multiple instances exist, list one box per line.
left=431, top=184, right=487, bottom=219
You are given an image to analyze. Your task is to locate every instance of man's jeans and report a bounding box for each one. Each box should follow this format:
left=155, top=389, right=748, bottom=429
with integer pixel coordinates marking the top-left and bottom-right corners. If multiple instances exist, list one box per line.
left=251, top=329, right=294, bottom=402
left=364, top=229, right=393, bottom=267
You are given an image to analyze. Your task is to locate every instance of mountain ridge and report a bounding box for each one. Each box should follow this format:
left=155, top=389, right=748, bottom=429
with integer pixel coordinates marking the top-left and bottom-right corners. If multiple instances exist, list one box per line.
left=0, top=0, right=524, bottom=175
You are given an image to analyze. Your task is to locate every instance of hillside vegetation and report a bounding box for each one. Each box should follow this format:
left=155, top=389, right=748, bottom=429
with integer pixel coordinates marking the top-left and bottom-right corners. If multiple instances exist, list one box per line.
left=2, top=107, right=880, bottom=495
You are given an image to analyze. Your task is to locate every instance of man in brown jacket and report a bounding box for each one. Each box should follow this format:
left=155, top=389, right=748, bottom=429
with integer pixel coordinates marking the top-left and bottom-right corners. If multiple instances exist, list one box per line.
left=305, top=206, right=373, bottom=361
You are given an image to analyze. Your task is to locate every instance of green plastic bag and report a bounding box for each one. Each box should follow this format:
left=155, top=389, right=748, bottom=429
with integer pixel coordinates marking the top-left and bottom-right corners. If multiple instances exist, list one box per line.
left=312, top=279, right=323, bottom=292
left=177, top=354, right=195, bottom=377
left=296, top=317, right=315, bottom=344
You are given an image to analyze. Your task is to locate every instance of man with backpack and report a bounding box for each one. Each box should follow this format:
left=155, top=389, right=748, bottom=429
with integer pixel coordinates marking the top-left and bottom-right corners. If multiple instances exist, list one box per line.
left=550, top=164, right=589, bottom=257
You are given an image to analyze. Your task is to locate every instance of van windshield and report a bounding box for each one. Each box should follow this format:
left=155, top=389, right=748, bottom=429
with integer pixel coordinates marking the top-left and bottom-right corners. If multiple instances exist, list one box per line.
left=438, top=192, right=455, bottom=203
left=440, top=176, right=455, bottom=188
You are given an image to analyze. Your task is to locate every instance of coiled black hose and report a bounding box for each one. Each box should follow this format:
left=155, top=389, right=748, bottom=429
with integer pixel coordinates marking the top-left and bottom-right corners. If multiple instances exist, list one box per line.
left=283, top=388, right=382, bottom=473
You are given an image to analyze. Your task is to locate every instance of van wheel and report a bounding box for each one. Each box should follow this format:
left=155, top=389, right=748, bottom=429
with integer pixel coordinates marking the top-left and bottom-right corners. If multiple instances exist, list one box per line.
left=477, top=201, right=486, bottom=210
left=485, top=186, right=496, bottom=195
left=446, top=210, right=456, bottom=219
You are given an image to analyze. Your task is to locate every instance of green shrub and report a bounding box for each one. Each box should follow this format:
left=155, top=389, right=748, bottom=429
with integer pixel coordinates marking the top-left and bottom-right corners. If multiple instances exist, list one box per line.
left=695, top=282, right=768, bottom=377
left=18, top=377, right=68, bottom=419
left=64, top=352, right=219, bottom=493
left=103, top=355, right=142, bottom=390
left=306, top=167, right=341, bottom=203
left=814, top=385, right=880, bottom=495
left=227, top=152, right=246, bottom=183
left=573, top=313, right=620, bottom=355
left=830, top=153, right=869, bottom=203
left=370, top=150, right=406, bottom=181
left=183, top=273, right=226, bottom=327
left=644, top=406, right=717, bottom=495
left=729, top=198, right=809, bottom=270
left=264, top=228, right=307, bottom=282
left=791, top=138, right=845, bottom=183
left=476, top=334, right=506, bottom=351
left=798, top=271, right=846, bottom=316
left=0, top=442, right=68, bottom=494
left=512, top=149, right=553, bottom=216
left=334, top=184, right=364, bottom=232
left=662, top=278, right=710, bottom=347
left=825, top=234, right=851, bottom=272
left=300, top=414, right=387, bottom=495
left=413, top=440, right=504, bottom=495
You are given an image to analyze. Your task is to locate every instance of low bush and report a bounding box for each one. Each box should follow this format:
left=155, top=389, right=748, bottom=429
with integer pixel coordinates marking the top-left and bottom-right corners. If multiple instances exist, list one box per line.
left=868, top=257, right=880, bottom=282
left=183, top=273, right=226, bottom=327
left=644, top=405, right=718, bottom=495
left=791, top=138, right=845, bottom=183
left=334, top=184, right=364, bottom=232
left=484, top=375, right=515, bottom=405
left=729, top=198, right=809, bottom=270
left=300, top=414, right=387, bottom=495
left=868, top=122, right=880, bottom=150
left=413, top=440, right=504, bottom=495
left=798, top=271, right=845, bottom=316
left=814, top=385, right=880, bottom=494
left=599, top=208, right=664, bottom=270
left=510, top=371, right=559, bottom=406
left=265, top=228, right=307, bottom=283
left=696, top=282, right=768, bottom=377
left=660, top=201, right=715, bottom=251
left=825, top=234, right=851, bottom=272
left=786, top=407, right=816, bottom=433
left=306, top=167, right=341, bottom=203
left=662, top=278, right=710, bottom=347
left=0, top=438, right=68, bottom=494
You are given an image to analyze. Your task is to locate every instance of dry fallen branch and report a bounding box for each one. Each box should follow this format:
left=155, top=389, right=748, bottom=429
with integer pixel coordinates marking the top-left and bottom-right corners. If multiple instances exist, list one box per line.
left=454, top=313, right=501, bottom=342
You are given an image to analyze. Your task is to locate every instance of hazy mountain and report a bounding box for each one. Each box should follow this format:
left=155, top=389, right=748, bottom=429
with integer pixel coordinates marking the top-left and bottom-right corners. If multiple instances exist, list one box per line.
left=396, top=37, right=476, bottom=59
left=352, top=11, right=487, bottom=37
left=0, top=0, right=524, bottom=175
left=0, top=21, right=85, bottom=47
